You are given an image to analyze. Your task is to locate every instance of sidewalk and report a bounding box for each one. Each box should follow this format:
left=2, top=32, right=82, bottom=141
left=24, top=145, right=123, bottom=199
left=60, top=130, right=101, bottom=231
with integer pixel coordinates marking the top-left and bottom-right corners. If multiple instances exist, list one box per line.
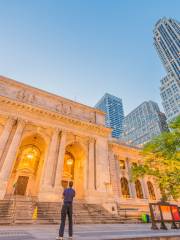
left=0, top=224, right=179, bottom=240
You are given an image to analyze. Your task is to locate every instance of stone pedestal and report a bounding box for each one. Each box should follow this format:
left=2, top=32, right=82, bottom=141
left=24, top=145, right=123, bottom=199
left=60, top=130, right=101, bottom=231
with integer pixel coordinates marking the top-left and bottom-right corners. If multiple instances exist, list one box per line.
left=38, top=185, right=63, bottom=202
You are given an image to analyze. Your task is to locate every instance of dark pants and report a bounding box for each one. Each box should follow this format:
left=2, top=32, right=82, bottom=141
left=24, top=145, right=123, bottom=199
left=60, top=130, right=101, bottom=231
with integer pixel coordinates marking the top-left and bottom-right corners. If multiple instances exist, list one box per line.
left=59, top=203, right=73, bottom=237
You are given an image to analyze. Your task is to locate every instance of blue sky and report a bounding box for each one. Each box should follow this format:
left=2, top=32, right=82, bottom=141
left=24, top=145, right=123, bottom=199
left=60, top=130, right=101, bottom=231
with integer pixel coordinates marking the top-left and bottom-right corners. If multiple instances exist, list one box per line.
left=0, top=0, right=179, bottom=115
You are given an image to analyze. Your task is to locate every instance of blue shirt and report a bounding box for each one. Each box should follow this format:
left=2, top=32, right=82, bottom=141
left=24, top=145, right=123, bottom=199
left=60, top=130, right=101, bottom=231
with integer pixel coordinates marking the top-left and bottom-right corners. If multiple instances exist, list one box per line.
left=63, top=188, right=75, bottom=203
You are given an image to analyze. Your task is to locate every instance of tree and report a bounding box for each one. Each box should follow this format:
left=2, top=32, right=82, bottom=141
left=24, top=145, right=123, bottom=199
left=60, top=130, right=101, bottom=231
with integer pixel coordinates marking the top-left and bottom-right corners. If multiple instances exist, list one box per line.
left=132, top=116, right=180, bottom=201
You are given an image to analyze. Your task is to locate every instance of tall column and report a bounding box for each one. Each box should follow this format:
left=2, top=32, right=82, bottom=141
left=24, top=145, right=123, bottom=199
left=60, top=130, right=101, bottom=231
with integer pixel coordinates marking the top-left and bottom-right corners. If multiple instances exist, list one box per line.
left=54, top=131, right=67, bottom=192
left=141, top=178, right=148, bottom=199
left=42, top=129, right=60, bottom=186
left=96, top=137, right=110, bottom=191
left=126, top=159, right=136, bottom=198
left=0, top=118, right=16, bottom=164
left=109, top=153, right=121, bottom=200
left=130, top=182, right=136, bottom=198
left=0, top=119, right=25, bottom=199
left=88, top=138, right=95, bottom=191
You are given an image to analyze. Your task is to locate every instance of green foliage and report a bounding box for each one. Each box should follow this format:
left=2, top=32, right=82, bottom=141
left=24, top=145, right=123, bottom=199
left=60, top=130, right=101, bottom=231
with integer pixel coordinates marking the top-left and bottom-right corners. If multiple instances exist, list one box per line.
left=132, top=116, right=180, bottom=201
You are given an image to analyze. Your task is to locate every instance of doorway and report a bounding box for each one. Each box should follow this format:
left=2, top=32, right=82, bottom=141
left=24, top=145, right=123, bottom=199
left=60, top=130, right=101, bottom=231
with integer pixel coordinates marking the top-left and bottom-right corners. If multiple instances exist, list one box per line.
left=15, top=176, right=29, bottom=195
left=62, top=143, right=85, bottom=199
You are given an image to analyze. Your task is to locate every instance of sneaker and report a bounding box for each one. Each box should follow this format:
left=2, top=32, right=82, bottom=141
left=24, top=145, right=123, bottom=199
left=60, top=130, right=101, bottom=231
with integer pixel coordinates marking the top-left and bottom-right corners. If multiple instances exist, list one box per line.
left=69, top=237, right=73, bottom=240
left=56, top=237, right=63, bottom=240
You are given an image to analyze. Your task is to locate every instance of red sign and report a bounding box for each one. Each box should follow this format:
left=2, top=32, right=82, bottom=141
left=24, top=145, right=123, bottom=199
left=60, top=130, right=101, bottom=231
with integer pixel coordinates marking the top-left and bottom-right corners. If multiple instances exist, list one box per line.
left=171, top=206, right=180, bottom=221
left=160, top=205, right=172, bottom=221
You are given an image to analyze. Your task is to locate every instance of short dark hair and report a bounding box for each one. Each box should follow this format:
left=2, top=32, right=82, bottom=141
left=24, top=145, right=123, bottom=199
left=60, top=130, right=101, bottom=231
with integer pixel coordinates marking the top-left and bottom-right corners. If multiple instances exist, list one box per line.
left=69, top=181, right=73, bottom=187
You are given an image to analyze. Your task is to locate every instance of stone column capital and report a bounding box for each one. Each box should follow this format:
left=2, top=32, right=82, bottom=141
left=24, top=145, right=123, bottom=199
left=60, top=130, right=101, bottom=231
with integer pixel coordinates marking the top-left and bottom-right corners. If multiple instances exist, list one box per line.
left=7, top=116, right=17, bottom=123
left=88, top=137, right=95, bottom=144
left=56, top=128, right=61, bottom=133
left=59, top=129, right=68, bottom=136
left=52, top=128, right=61, bottom=135
left=16, top=118, right=27, bottom=126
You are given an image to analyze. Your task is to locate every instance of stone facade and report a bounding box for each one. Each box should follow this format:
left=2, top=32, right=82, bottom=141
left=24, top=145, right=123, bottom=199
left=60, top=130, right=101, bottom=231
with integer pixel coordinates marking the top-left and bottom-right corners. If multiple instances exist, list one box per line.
left=0, top=76, right=162, bottom=214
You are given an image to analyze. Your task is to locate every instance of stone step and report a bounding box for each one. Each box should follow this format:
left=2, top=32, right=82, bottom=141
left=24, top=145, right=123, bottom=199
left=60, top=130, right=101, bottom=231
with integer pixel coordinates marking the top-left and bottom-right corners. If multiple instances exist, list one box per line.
left=0, top=199, right=142, bottom=225
left=0, top=200, right=14, bottom=224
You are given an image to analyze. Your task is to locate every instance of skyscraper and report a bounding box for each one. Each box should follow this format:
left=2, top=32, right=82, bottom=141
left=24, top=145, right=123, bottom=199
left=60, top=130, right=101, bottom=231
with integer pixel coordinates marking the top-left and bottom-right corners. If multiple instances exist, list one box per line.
left=95, top=93, right=124, bottom=138
left=160, top=73, right=180, bottom=120
left=154, top=17, right=180, bottom=121
left=154, top=18, right=180, bottom=80
left=122, top=101, right=168, bottom=147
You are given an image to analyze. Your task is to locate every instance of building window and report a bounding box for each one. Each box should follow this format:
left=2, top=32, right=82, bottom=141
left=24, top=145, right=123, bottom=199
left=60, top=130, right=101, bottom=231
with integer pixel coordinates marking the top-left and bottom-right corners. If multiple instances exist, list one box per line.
left=135, top=180, right=144, bottom=199
left=119, top=160, right=125, bottom=169
left=131, top=162, right=137, bottom=168
left=147, top=181, right=156, bottom=200
left=120, top=177, right=130, bottom=198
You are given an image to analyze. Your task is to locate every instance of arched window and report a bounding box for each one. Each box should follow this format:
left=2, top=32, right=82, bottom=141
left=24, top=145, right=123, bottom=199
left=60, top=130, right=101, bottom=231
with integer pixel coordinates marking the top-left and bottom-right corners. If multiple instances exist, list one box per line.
left=121, top=177, right=130, bottom=198
left=147, top=181, right=156, bottom=200
left=63, top=151, right=75, bottom=180
left=135, top=180, right=144, bottom=199
left=119, top=160, right=125, bottom=169
left=16, top=144, right=41, bottom=174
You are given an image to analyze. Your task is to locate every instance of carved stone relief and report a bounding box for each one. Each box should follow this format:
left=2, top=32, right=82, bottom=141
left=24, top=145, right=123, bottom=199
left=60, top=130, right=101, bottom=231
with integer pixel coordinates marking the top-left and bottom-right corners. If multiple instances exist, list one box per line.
left=16, top=89, right=36, bottom=104
left=0, top=83, right=8, bottom=96
left=0, top=79, right=98, bottom=124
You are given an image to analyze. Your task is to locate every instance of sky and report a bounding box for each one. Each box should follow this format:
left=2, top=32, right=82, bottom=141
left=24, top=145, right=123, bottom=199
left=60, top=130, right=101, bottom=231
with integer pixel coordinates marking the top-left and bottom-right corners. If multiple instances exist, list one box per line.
left=0, top=0, right=179, bottom=115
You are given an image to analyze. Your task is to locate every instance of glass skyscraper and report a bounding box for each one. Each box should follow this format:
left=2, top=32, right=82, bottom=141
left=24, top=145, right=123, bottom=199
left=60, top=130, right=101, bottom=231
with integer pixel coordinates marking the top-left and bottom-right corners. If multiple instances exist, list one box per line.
left=160, top=73, right=180, bottom=120
left=95, top=93, right=124, bottom=139
left=154, top=17, right=180, bottom=121
left=122, top=101, right=168, bottom=147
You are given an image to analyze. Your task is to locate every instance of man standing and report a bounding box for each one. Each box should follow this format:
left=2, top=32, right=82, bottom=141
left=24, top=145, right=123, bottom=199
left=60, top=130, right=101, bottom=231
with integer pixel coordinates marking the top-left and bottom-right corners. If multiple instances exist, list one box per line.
left=56, top=181, right=75, bottom=240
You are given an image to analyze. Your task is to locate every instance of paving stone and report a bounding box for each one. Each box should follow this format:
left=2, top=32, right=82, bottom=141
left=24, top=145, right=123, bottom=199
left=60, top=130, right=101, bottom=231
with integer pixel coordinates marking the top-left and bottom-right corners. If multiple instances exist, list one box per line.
left=0, top=231, right=36, bottom=240
left=0, top=224, right=179, bottom=240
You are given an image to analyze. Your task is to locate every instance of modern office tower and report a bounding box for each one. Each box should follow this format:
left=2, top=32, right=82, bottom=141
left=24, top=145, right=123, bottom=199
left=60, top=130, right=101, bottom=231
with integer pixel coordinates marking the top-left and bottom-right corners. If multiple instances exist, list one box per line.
left=154, top=18, right=180, bottom=80
left=122, top=101, right=168, bottom=147
left=160, top=73, right=180, bottom=120
left=154, top=17, right=180, bottom=121
left=95, top=93, right=124, bottom=138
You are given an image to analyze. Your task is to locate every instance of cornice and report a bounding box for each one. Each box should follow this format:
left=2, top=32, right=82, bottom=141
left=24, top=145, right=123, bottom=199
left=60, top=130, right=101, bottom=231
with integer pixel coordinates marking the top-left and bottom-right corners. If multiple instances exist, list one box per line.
left=0, top=96, right=111, bottom=137
left=108, top=140, right=141, bottom=153
left=0, top=75, right=105, bottom=115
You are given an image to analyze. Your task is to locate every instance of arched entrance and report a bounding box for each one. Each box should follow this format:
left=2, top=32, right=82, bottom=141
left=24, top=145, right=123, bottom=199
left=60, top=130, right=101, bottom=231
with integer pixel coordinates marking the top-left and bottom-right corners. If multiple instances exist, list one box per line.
left=147, top=181, right=156, bottom=200
left=120, top=177, right=130, bottom=198
left=62, top=142, right=85, bottom=200
left=6, top=134, right=46, bottom=197
left=135, top=180, right=144, bottom=199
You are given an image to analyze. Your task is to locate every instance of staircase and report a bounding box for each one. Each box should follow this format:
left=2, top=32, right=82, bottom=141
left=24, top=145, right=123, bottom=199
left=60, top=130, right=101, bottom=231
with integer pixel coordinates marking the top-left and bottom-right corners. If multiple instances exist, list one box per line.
left=0, top=196, right=36, bottom=224
left=0, top=200, right=13, bottom=224
left=36, top=202, right=123, bottom=224
left=117, top=205, right=147, bottom=223
left=0, top=199, right=143, bottom=224
left=73, top=203, right=123, bottom=224
left=36, top=202, right=61, bottom=224
left=11, top=196, right=36, bottom=224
